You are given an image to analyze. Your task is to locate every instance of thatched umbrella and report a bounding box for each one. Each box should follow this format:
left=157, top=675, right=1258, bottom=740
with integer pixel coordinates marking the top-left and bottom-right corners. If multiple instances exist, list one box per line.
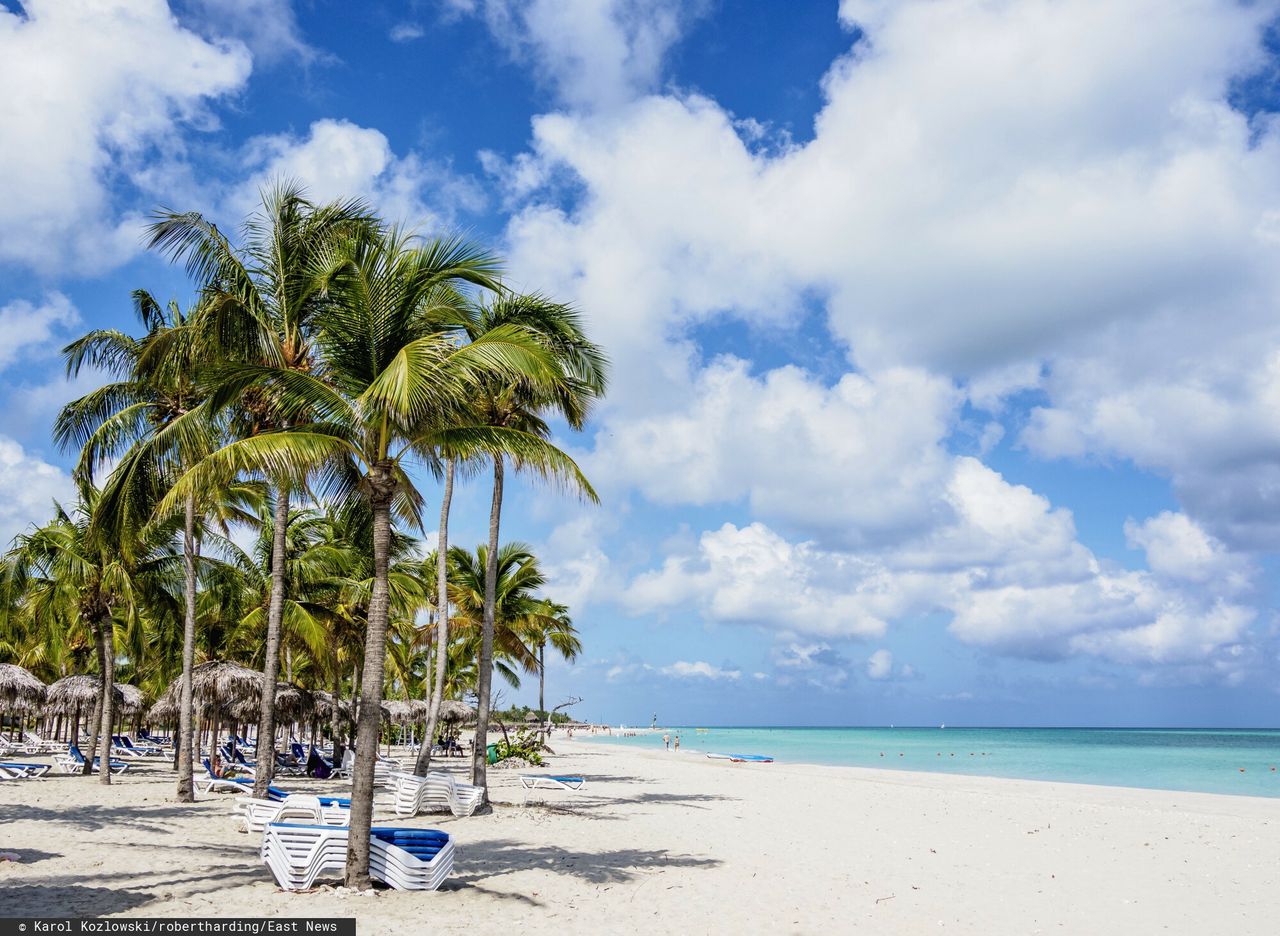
left=380, top=699, right=415, bottom=725
left=228, top=682, right=314, bottom=725
left=148, top=697, right=177, bottom=723
left=157, top=660, right=263, bottom=757
left=45, top=674, right=124, bottom=747
left=524, top=712, right=541, bottom=723
left=0, top=663, right=45, bottom=712
left=117, top=684, right=146, bottom=717
left=45, top=675, right=123, bottom=715
left=0, top=664, right=45, bottom=740
left=437, top=699, right=475, bottom=723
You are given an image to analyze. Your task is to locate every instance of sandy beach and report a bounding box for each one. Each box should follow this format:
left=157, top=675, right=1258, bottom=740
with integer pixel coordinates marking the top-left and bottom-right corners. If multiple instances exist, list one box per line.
left=0, top=737, right=1275, bottom=934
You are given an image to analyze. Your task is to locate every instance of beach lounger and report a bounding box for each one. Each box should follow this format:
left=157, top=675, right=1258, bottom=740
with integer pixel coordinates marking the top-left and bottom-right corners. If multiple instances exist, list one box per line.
left=390, top=770, right=484, bottom=818
left=0, top=762, right=52, bottom=778
left=199, top=758, right=255, bottom=794
left=57, top=745, right=130, bottom=774
left=260, top=822, right=454, bottom=891
left=235, top=794, right=350, bottom=833
left=118, top=735, right=164, bottom=757
left=332, top=749, right=355, bottom=780
left=518, top=774, right=586, bottom=803
left=22, top=731, right=64, bottom=755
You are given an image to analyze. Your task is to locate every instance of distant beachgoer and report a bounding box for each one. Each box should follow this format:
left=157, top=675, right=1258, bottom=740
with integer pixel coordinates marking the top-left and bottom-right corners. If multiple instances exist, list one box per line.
left=663, top=733, right=670, bottom=751
left=674, top=733, right=680, bottom=752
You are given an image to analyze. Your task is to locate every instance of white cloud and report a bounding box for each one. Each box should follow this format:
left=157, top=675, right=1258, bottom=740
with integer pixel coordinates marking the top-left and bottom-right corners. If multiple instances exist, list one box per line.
left=0, top=0, right=251, bottom=272
left=389, top=22, right=425, bottom=43
left=661, top=660, right=741, bottom=681
left=587, top=360, right=959, bottom=547
left=452, top=0, right=707, bottom=110
left=179, top=0, right=315, bottom=65
left=0, top=295, right=79, bottom=372
left=1124, top=512, right=1252, bottom=588
left=228, top=118, right=485, bottom=232
left=0, top=437, right=75, bottom=548
left=624, top=457, right=1258, bottom=678
left=865, top=649, right=894, bottom=680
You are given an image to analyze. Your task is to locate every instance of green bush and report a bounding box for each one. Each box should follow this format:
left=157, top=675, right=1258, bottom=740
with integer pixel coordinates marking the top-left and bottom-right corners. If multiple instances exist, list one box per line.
left=494, top=727, right=544, bottom=765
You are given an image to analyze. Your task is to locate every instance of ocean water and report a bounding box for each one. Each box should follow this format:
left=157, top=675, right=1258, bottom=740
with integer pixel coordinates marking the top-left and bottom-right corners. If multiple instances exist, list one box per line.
left=576, top=727, right=1280, bottom=798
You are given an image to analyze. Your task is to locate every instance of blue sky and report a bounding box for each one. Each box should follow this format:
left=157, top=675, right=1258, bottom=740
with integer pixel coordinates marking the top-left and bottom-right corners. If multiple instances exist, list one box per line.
left=3, top=0, right=1280, bottom=727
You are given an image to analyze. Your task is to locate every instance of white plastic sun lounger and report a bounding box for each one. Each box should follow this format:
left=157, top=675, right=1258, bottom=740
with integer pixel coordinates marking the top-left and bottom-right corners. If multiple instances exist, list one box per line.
left=518, top=774, right=587, bottom=803
left=389, top=770, right=484, bottom=818
left=235, top=794, right=350, bottom=834
left=260, top=822, right=454, bottom=891
left=23, top=732, right=64, bottom=755
left=0, top=762, right=52, bottom=779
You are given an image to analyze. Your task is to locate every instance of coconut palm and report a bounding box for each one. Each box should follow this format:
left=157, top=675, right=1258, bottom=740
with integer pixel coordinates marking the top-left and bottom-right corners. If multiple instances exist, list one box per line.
left=147, top=181, right=376, bottom=796
left=528, top=600, right=581, bottom=724
left=447, top=293, right=607, bottom=790
left=53, top=289, right=227, bottom=799
left=0, top=483, right=177, bottom=781
left=156, top=223, right=589, bottom=887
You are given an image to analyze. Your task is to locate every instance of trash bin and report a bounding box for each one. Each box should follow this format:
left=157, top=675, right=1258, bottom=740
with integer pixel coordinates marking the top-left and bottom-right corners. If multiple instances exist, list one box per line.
left=486, top=743, right=499, bottom=765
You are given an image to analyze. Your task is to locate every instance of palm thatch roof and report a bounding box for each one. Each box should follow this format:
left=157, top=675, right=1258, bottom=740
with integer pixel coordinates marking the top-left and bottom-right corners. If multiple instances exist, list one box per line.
left=437, top=699, right=475, bottom=722
left=148, top=697, right=177, bottom=722
left=117, top=683, right=147, bottom=716
left=227, top=682, right=314, bottom=724
left=312, top=689, right=350, bottom=718
left=0, top=663, right=45, bottom=712
left=44, top=675, right=123, bottom=715
left=190, top=660, right=261, bottom=706
left=380, top=699, right=416, bottom=725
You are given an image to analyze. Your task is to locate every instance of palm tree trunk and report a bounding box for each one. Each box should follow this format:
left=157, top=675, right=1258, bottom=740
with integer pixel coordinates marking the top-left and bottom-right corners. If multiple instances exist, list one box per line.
left=471, top=456, right=503, bottom=795
left=252, top=485, right=289, bottom=798
left=538, top=641, right=546, bottom=741
left=415, top=457, right=454, bottom=777
left=347, top=662, right=361, bottom=751
left=345, top=475, right=395, bottom=890
left=97, top=617, right=115, bottom=784
left=84, top=618, right=106, bottom=776
left=330, top=666, right=345, bottom=765
left=177, top=493, right=198, bottom=802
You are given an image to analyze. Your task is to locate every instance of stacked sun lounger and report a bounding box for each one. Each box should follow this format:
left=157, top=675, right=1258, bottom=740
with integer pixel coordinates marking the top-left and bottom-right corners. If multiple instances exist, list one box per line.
left=235, top=793, right=350, bottom=833
left=260, top=823, right=454, bottom=891
left=389, top=770, right=484, bottom=818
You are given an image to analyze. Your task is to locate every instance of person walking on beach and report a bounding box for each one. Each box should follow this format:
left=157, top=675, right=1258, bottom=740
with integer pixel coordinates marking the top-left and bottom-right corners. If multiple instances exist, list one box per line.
left=674, top=733, right=681, bottom=752
left=663, top=733, right=670, bottom=751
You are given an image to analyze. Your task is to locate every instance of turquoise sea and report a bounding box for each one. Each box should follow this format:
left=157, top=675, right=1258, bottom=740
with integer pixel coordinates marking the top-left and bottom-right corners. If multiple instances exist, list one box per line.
left=578, top=727, right=1280, bottom=798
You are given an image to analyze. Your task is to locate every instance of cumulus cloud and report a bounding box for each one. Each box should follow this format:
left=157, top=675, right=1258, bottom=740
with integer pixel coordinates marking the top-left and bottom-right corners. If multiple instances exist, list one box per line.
left=866, top=649, right=893, bottom=680
left=624, top=460, right=1259, bottom=679
left=0, top=437, right=75, bottom=547
left=0, top=0, right=251, bottom=273
left=0, top=295, right=79, bottom=372
left=661, top=660, right=741, bottom=680
left=486, top=0, right=1280, bottom=683
left=179, top=0, right=316, bottom=65
left=228, top=118, right=486, bottom=231
left=450, top=0, right=708, bottom=110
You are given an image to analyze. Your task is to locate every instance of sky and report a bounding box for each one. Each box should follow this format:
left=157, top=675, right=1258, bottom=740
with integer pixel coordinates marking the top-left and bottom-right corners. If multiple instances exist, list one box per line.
left=3, top=0, right=1280, bottom=728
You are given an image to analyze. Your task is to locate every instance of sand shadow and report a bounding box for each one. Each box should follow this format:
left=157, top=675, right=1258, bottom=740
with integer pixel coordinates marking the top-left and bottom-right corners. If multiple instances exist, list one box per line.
left=451, top=838, right=721, bottom=888
left=0, top=801, right=201, bottom=832
left=1, top=884, right=155, bottom=916
left=2, top=847, right=61, bottom=864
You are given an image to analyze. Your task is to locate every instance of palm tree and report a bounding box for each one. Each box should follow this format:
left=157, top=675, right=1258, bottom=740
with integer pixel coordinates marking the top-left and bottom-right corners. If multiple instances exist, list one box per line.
left=449, top=294, right=607, bottom=791
left=53, top=290, right=222, bottom=800
left=147, top=181, right=375, bottom=797
left=529, top=600, right=581, bottom=725
left=157, top=225, right=585, bottom=887
left=0, top=483, right=176, bottom=781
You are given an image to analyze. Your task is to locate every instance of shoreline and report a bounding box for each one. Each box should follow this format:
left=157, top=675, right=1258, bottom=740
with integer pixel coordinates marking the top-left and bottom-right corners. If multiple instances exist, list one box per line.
left=1, top=736, right=1276, bottom=934
left=568, top=728, right=1280, bottom=801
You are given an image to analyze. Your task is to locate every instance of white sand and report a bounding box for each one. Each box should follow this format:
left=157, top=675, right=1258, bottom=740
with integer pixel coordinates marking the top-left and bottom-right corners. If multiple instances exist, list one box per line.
left=1, top=737, right=1276, bottom=934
